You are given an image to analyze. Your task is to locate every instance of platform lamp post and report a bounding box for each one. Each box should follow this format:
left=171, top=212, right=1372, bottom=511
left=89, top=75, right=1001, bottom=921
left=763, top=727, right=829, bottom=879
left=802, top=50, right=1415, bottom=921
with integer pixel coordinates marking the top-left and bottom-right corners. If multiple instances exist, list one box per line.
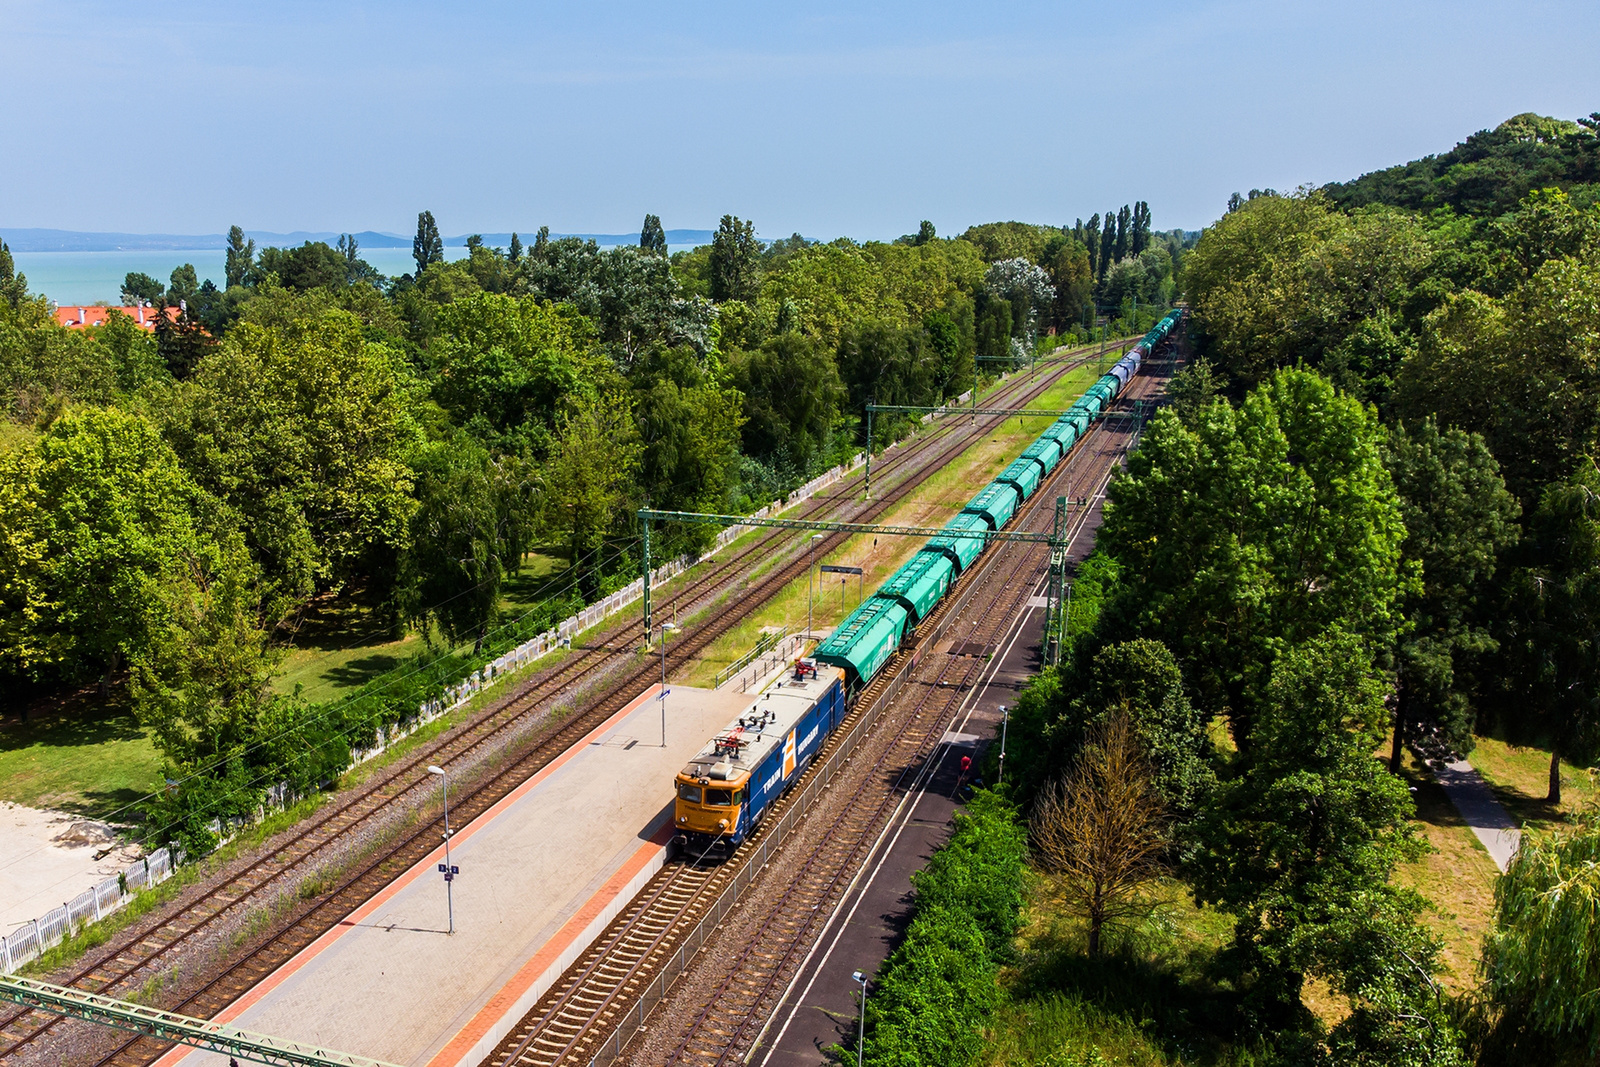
left=806, top=534, right=824, bottom=641
left=427, top=766, right=457, bottom=934
left=658, top=622, right=678, bottom=747
left=997, top=705, right=1009, bottom=786
left=851, top=970, right=869, bottom=1067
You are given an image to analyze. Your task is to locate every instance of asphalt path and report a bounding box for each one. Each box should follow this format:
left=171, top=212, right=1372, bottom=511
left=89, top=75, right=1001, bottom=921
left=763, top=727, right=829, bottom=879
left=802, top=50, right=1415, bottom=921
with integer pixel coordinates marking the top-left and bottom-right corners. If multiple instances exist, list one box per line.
left=748, top=495, right=1110, bottom=1067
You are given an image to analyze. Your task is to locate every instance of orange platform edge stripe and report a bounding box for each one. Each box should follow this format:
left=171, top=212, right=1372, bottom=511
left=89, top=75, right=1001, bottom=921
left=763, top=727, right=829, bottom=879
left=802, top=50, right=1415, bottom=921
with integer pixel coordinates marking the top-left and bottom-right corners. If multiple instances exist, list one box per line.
left=426, top=822, right=674, bottom=1067
left=151, top=683, right=664, bottom=1067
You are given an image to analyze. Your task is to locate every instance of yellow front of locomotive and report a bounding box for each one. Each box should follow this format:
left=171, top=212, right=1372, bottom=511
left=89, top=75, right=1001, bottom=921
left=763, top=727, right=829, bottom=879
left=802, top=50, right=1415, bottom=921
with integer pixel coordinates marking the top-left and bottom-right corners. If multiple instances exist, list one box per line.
left=674, top=772, right=748, bottom=846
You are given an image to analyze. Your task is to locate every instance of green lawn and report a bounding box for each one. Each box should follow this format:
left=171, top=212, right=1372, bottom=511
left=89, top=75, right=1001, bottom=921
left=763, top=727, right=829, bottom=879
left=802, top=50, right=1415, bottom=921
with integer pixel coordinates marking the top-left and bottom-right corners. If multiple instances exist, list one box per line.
left=1468, top=734, right=1599, bottom=834
left=983, top=874, right=1253, bottom=1067
left=0, top=697, right=162, bottom=818
left=272, top=550, right=572, bottom=704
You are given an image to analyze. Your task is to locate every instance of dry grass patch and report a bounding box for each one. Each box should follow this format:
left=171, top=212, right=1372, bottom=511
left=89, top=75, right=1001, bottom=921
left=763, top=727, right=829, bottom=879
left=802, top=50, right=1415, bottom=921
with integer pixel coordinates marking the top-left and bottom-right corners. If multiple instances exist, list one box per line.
left=1387, top=747, right=1498, bottom=992
left=1467, top=735, right=1600, bottom=834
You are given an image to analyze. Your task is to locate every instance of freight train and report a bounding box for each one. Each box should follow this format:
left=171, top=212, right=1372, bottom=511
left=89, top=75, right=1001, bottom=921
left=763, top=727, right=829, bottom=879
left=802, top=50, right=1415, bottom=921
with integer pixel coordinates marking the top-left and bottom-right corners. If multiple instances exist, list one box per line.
left=672, top=310, right=1182, bottom=854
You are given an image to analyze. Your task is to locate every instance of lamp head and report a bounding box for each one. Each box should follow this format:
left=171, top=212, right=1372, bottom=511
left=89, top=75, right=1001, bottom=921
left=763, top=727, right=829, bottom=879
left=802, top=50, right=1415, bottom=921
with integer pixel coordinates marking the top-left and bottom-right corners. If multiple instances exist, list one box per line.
left=852, top=970, right=866, bottom=984
left=428, top=766, right=445, bottom=776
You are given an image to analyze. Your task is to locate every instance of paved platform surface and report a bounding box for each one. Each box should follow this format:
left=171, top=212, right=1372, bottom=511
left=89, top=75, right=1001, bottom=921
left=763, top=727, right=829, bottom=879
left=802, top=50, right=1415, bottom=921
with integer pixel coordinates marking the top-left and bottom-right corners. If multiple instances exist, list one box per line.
left=158, top=682, right=756, bottom=1067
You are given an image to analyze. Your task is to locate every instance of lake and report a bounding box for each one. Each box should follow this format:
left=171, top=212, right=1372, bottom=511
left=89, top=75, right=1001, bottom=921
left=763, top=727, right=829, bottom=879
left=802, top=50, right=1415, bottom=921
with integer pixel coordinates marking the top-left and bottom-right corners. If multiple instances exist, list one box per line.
left=14, top=243, right=703, bottom=306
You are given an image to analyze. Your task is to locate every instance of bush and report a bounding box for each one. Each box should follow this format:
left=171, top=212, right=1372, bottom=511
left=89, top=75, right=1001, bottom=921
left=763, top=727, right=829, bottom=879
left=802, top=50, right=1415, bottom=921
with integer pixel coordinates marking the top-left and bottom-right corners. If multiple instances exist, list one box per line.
left=857, top=791, right=1027, bottom=1067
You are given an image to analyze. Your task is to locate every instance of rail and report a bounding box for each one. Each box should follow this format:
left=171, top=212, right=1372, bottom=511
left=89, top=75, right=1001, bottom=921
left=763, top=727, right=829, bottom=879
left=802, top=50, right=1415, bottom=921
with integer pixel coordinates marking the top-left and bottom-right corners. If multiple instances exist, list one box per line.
left=0, top=976, right=401, bottom=1067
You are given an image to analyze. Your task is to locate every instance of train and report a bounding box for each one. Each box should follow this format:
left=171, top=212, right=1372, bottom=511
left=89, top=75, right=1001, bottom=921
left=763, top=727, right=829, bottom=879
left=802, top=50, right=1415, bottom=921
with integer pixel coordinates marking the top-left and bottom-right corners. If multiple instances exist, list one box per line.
left=672, top=309, right=1183, bottom=854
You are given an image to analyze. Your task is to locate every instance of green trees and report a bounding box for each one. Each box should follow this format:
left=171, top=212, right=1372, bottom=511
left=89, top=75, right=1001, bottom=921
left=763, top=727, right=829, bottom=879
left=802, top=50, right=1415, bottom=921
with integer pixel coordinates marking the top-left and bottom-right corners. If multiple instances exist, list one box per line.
left=1101, top=368, right=1408, bottom=737
left=727, top=332, right=845, bottom=480
left=1, top=409, right=227, bottom=685
left=541, top=390, right=640, bottom=598
left=640, top=213, right=667, bottom=255
left=163, top=312, right=420, bottom=603
left=121, top=271, right=165, bottom=305
left=1396, top=206, right=1600, bottom=501
left=0, top=240, right=27, bottom=309
left=1513, top=461, right=1600, bottom=802
left=413, top=209, right=445, bottom=276
left=1324, top=112, right=1600, bottom=217
left=861, top=792, right=1026, bottom=1067
left=1384, top=420, right=1520, bottom=765
left=428, top=293, right=591, bottom=453
left=708, top=214, right=761, bottom=302
left=225, top=225, right=256, bottom=288
left=1183, top=192, right=1437, bottom=403
left=1482, top=818, right=1600, bottom=1059
left=1188, top=632, right=1458, bottom=1058
left=400, top=439, right=534, bottom=651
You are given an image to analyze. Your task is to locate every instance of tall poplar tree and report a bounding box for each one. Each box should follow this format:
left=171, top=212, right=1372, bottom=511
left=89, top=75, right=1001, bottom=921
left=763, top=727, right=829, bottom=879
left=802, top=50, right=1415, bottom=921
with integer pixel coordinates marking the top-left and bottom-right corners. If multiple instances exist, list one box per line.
left=640, top=214, right=667, bottom=255
left=225, top=225, right=255, bottom=288
left=708, top=214, right=761, bottom=302
left=413, top=210, right=444, bottom=276
left=1098, top=211, right=1116, bottom=277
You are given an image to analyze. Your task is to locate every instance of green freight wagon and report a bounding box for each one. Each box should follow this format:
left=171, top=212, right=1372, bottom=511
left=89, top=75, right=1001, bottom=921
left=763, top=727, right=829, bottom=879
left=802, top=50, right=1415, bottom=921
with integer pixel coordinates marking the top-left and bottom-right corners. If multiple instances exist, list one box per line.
left=926, top=512, right=991, bottom=571
left=873, top=549, right=956, bottom=624
left=812, top=596, right=912, bottom=687
left=962, top=481, right=1021, bottom=531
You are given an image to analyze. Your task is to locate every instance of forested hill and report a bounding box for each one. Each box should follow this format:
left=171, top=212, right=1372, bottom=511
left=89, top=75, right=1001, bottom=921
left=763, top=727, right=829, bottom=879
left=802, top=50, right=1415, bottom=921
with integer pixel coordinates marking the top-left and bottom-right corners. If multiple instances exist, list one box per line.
left=1322, top=111, right=1600, bottom=216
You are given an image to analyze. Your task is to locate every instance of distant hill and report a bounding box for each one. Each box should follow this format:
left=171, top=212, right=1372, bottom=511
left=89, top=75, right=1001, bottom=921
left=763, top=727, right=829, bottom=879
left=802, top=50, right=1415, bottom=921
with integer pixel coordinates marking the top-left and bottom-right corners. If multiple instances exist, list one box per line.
left=1322, top=111, right=1600, bottom=217
left=0, top=227, right=716, bottom=253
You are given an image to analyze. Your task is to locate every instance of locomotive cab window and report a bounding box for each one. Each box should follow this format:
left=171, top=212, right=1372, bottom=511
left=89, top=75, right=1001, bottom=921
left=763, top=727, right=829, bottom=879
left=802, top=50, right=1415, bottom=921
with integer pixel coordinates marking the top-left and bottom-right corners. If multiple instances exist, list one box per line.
left=677, top=783, right=702, bottom=804
left=706, top=788, right=737, bottom=806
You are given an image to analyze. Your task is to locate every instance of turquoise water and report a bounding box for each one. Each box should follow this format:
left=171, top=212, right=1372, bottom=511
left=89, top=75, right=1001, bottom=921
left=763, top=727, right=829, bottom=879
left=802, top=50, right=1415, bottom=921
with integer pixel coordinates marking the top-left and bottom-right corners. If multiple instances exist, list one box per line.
left=13, top=247, right=467, bottom=305
left=14, top=242, right=699, bottom=306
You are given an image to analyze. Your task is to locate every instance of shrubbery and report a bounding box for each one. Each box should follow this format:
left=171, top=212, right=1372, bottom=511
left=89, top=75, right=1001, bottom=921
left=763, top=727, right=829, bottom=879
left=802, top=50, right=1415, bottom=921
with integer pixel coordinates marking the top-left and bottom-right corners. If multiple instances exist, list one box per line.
left=859, top=791, right=1027, bottom=1067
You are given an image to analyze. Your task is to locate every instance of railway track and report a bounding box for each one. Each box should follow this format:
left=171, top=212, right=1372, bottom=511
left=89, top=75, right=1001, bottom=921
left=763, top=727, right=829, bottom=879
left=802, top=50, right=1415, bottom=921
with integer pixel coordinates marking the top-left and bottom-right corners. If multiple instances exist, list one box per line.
left=0, top=339, right=1129, bottom=1067
left=480, top=346, right=1177, bottom=1067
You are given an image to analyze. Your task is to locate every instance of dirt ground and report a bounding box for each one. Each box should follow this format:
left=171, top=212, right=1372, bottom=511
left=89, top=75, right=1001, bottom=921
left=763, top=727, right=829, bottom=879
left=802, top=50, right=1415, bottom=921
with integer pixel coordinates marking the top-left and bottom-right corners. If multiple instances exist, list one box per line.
left=0, top=802, right=141, bottom=932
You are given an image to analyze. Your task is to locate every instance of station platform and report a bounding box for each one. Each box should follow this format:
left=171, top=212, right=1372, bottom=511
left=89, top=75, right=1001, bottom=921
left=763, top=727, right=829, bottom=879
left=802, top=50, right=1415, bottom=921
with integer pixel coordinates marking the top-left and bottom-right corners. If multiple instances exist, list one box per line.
left=157, top=681, right=760, bottom=1067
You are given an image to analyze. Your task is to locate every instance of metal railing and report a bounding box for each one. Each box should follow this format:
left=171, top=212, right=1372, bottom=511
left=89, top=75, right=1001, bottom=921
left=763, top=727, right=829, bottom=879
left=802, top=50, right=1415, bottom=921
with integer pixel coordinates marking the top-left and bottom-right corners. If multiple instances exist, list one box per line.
left=713, top=628, right=791, bottom=690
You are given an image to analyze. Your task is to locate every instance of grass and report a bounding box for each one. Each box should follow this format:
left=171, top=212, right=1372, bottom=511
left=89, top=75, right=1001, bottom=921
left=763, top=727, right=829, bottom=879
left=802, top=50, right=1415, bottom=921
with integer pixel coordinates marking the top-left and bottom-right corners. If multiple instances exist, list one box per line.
left=676, top=361, right=1100, bottom=689
left=0, top=694, right=162, bottom=817
left=271, top=549, right=571, bottom=704
left=1388, top=745, right=1500, bottom=993
left=982, top=874, right=1262, bottom=1067
left=1466, top=734, right=1600, bottom=834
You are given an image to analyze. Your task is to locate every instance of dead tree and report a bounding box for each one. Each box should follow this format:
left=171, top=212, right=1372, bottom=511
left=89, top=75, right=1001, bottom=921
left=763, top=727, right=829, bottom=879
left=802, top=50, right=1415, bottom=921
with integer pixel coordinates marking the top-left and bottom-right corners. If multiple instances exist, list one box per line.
left=1031, top=709, right=1167, bottom=955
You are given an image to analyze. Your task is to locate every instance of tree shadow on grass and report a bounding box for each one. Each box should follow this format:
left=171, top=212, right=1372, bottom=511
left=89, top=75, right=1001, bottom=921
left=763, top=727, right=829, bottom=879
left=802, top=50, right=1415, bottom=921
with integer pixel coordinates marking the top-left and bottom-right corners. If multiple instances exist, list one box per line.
left=1006, top=890, right=1272, bottom=1067
left=62, top=787, right=151, bottom=822
left=320, top=653, right=408, bottom=692
left=0, top=698, right=146, bottom=755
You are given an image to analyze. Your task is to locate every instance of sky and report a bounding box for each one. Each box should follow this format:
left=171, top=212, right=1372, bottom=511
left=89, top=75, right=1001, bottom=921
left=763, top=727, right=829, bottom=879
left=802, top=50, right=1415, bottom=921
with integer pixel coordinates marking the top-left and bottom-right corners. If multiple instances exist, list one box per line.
left=3, top=1, right=1597, bottom=241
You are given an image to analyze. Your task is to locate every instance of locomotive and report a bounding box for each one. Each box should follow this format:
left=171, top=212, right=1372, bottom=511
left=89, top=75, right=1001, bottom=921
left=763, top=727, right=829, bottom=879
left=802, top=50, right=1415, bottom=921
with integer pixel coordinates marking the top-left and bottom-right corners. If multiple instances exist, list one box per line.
left=672, top=309, right=1183, bottom=853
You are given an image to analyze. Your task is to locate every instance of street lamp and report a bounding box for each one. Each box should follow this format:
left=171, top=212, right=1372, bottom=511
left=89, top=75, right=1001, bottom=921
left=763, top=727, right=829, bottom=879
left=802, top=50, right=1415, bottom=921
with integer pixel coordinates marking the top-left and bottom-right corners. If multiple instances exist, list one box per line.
left=851, top=970, right=869, bottom=1067
left=997, top=706, right=1009, bottom=786
left=806, top=534, right=824, bottom=640
left=657, top=622, right=678, bottom=747
left=427, top=766, right=456, bottom=934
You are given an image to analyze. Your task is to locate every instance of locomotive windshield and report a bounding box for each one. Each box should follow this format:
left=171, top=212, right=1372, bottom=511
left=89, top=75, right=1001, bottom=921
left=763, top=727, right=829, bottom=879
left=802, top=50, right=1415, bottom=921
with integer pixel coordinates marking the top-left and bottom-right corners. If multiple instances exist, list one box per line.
left=706, top=788, right=737, bottom=806
left=677, top=783, right=702, bottom=803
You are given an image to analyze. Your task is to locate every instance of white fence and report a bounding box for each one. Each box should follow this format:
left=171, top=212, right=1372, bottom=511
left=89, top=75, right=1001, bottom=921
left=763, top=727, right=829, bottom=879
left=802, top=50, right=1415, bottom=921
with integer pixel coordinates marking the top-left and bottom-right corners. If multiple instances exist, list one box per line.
left=0, top=385, right=991, bottom=973
left=2, top=847, right=176, bottom=974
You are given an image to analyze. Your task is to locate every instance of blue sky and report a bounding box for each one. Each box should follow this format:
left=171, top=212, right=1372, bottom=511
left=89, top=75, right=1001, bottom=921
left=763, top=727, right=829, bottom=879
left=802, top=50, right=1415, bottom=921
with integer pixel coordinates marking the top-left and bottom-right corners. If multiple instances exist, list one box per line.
left=3, top=1, right=1596, bottom=240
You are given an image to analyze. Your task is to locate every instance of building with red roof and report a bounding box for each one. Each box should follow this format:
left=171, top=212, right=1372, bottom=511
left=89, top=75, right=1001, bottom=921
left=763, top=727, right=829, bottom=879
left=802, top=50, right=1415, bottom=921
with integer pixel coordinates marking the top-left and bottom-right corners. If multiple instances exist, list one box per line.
left=53, top=305, right=181, bottom=332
